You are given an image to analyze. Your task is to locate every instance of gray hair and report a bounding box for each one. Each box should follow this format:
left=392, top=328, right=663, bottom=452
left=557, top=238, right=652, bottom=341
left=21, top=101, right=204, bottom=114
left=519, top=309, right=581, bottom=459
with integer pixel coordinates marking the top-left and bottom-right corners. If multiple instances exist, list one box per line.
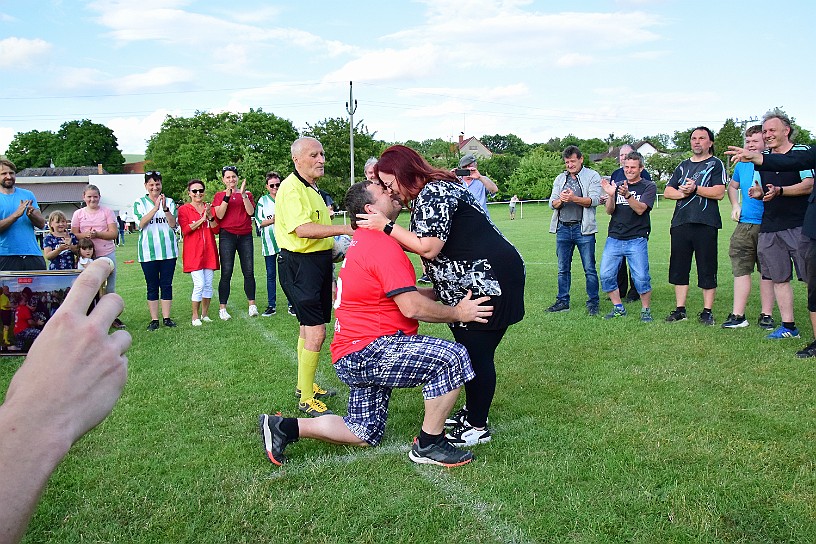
left=624, top=151, right=644, bottom=168
left=762, top=108, right=796, bottom=142
left=291, top=136, right=322, bottom=157
left=364, top=157, right=378, bottom=170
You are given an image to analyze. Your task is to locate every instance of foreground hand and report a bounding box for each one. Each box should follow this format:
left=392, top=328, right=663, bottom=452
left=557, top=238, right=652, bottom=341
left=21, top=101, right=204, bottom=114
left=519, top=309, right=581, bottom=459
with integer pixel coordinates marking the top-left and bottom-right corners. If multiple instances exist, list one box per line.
left=730, top=205, right=741, bottom=222
left=454, top=290, right=493, bottom=323
left=560, top=188, right=574, bottom=202
left=726, top=146, right=762, bottom=165
left=355, top=211, right=389, bottom=231
left=4, top=258, right=130, bottom=448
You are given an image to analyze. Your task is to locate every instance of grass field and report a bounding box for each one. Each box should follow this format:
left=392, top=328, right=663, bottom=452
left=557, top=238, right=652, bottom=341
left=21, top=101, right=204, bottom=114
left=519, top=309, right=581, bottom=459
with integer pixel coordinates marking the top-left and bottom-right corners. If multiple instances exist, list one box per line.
left=2, top=200, right=814, bottom=543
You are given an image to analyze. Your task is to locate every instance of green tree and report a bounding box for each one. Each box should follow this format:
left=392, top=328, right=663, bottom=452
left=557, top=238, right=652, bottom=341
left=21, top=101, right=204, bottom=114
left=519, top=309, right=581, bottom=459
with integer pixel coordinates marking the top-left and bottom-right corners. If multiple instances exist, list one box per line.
left=641, top=133, right=671, bottom=151
left=479, top=134, right=530, bottom=156
left=145, top=109, right=298, bottom=201
left=505, top=146, right=565, bottom=200
left=593, top=157, right=619, bottom=177
left=54, top=120, right=125, bottom=173
left=5, top=130, right=58, bottom=169
left=714, top=119, right=743, bottom=176
left=671, top=128, right=695, bottom=152
left=478, top=154, right=521, bottom=198
left=303, top=117, right=385, bottom=205
left=645, top=152, right=688, bottom=190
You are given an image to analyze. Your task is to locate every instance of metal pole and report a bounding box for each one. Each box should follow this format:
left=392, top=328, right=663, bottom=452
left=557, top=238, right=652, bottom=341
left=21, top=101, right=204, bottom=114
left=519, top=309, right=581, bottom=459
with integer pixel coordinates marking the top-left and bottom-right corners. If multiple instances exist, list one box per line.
left=345, top=81, right=357, bottom=185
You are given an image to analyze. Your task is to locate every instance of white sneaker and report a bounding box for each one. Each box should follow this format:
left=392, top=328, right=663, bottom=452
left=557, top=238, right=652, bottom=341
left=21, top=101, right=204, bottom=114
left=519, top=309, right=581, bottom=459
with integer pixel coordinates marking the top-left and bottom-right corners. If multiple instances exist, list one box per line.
left=445, top=422, right=491, bottom=447
left=219, top=308, right=231, bottom=321
left=192, top=319, right=202, bottom=327
left=248, top=304, right=259, bottom=317
left=201, top=316, right=212, bottom=322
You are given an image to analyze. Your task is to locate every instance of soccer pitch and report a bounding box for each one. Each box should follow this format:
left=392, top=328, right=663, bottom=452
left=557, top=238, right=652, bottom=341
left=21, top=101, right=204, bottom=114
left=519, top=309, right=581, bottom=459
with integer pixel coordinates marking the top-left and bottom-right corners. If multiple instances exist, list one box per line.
left=1, top=200, right=814, bottom=543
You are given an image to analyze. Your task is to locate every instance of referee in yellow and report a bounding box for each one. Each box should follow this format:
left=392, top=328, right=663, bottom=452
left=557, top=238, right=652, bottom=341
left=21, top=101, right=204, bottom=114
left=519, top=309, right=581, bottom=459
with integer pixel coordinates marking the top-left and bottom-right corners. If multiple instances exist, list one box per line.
left=275, top=137, right=353, bottom=416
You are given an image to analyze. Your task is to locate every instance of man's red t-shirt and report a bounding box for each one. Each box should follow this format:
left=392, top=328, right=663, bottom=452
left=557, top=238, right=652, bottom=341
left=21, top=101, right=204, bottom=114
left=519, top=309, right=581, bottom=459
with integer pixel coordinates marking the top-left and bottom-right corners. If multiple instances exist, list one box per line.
left=330, top=228, right=419, bottom=362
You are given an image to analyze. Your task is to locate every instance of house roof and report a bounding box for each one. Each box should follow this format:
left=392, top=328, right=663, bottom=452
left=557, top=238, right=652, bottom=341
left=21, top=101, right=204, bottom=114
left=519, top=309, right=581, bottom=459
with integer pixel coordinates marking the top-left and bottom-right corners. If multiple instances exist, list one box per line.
left=17, top=182, right=86, bottom=204
left=17, top=166, right=107, bottom=177
left=590, top=139, right=669, bottom=162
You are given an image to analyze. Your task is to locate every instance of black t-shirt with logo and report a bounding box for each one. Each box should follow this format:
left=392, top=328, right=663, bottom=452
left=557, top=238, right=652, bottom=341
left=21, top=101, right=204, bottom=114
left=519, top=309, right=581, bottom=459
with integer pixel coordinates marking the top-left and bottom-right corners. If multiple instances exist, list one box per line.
left=608, top=179, right=657, bottom=240
left=667, top=157, right=726, bottom=229
left=758, top=145, right=815, bottom=233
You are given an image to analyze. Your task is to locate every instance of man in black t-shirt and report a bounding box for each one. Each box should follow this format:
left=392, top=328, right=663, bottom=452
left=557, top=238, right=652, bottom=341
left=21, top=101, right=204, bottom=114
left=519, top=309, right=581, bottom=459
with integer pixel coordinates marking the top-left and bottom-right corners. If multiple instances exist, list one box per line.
left=663, top=127, right=726, bottom=325
left=747, top=109, right=814, bottom=340
left=599, top=152, right=657, bottom=322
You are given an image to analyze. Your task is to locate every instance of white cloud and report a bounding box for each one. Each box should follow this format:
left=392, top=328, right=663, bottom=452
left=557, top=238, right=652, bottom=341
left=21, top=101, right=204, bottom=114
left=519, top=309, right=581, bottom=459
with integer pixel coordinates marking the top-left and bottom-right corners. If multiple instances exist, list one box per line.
left=0, top=127, right=16, bottom=155
left=0, top=37, right=52, bottom=68
left=114, top=67, right=195, bottom=93
left=107, top=109, right=180, bottom=153
left=323, top=45, right=440, bottom=83
left=555, top=53, right=594, bottom=67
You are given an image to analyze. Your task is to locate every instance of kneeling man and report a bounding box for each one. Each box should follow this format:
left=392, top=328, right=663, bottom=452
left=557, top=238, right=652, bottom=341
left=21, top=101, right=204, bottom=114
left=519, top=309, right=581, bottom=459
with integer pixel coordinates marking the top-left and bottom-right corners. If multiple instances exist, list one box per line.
left=599, top=151, right=657, bottom=321
left=259, top=180, right=493, bottom=467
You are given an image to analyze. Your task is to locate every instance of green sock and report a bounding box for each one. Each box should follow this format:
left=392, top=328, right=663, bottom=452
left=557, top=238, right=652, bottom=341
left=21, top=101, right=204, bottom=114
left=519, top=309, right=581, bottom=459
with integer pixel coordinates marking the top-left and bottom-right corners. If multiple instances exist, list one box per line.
left=297, top=348, right=319, bottom=403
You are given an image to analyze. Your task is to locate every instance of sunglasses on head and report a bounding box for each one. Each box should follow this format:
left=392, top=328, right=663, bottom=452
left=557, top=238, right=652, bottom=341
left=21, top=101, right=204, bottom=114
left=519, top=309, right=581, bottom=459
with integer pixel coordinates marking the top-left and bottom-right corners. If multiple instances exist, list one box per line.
left=145, top=171, right=162, bottom=178
left=222, top=166, right=238, bottom=174
left=190, top=188, right=205, bottom=194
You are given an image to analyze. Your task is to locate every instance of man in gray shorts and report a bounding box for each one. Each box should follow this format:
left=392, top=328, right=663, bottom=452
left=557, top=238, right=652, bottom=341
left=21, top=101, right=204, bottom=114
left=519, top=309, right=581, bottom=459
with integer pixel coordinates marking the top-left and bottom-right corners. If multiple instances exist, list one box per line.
left=748, top=109, right=815, bottom=339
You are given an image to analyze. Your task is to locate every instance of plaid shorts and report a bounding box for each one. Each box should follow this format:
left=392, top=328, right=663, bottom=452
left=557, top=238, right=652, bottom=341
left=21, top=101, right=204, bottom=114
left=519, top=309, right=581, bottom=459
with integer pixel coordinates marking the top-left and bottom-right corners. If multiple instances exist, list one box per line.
left=334, top=332, right=474, bottom=446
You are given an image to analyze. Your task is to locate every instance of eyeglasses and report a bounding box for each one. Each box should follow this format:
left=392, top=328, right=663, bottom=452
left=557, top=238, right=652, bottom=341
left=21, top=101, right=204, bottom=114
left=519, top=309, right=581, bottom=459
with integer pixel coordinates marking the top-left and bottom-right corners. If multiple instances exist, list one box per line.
left=268, top=183, right=281, bottom=188
left=145, top=171, right=162, bottom=178
left=222, top=166, right=238, bottom=174
left=379, top=180, right=393, bottom=190
left=190, top=189, right=205, bottom=194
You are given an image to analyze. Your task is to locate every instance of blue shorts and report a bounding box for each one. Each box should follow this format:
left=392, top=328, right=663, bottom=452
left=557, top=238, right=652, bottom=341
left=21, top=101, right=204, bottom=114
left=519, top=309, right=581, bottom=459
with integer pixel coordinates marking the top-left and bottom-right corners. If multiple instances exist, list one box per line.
left=333, top=332, right=474, bottom=446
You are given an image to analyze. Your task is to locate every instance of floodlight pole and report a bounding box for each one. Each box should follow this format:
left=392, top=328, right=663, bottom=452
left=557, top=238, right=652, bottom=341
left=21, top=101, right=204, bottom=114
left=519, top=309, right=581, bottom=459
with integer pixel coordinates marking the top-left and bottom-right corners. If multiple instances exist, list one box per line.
left=345, top=81, right=357, bottom=185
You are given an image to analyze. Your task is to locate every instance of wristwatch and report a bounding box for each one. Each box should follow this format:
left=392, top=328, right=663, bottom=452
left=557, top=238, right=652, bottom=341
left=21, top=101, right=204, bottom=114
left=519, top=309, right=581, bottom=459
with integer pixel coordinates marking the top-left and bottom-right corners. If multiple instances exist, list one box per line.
left=383, top=221, right=395, bottom=235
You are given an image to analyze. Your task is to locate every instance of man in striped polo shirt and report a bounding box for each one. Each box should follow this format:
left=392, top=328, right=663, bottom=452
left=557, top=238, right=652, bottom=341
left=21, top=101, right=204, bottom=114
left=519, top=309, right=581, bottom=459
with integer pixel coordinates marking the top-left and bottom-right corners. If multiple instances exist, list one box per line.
left=254, top=171, right=288, bottom=316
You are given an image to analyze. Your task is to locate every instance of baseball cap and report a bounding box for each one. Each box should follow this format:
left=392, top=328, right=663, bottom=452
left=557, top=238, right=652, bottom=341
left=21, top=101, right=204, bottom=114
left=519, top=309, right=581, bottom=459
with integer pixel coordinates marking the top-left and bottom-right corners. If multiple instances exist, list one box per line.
left=458, top=154, right=477, bottom=168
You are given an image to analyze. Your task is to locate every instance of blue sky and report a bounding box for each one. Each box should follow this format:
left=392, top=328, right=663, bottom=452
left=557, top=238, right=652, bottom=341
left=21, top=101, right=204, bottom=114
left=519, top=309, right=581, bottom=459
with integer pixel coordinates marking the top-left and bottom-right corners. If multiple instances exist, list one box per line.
left=1, top=0, right=814, bottom=155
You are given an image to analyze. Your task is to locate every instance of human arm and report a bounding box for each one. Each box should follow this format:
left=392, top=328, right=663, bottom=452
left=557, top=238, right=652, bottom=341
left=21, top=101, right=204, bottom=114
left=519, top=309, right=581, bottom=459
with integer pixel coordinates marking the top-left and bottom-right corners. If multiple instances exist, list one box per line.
left=354, top=211, right=445, bottom=260
left=214, top=190, right=231, bottom=220
left=0, top=201, right=35, bottom=233
left=467, top=167, right=498, bottom=195
left=293, top=222, right=352, bottom=240
left=0, top=258, right=130, bottom=544
left=239, top=182, right=255, bottom=216
left=136, top=198, right=160, bottom=230
left=392, top=289, right=492, bottom=324
left=601, top=177, right=617, bottom=215
left=727, top=181, right=741, bottom=222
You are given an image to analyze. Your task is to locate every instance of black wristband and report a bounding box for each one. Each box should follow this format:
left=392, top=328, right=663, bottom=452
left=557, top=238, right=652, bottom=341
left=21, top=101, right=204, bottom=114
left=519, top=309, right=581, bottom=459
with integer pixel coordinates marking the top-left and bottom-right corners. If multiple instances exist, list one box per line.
left=383, top=221, right=395, bottom=236
left=778, top=186, right=784, bottom=196
left=223, top=194, right=231, bottom=204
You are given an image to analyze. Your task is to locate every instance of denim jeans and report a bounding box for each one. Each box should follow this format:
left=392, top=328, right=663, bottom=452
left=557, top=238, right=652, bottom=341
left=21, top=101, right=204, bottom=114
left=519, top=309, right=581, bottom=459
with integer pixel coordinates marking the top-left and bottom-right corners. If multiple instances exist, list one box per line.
left=218, top=231, right=256, bottom=304
left=555, top=223, right=599, bottom=306
left=264, top=254, right=279, bottom=308
left=600, top=237, right=651, bottom=294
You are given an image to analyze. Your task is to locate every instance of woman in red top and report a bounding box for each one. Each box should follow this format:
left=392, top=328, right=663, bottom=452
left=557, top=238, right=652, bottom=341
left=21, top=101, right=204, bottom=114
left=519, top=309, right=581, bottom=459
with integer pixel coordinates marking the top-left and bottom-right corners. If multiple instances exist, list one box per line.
left=178, top=180, right=220, bottom=326
left=213, top=166, right=257, bottom=320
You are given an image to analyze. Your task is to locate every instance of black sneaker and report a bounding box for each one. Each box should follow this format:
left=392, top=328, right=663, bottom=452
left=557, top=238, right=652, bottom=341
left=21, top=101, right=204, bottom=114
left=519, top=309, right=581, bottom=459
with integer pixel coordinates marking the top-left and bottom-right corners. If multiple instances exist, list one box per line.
left=146, top=320, right=160, bottom=331
left=795, top=340, right=816, bottom=358
left=163, top=318, right=177, bottom=328
left=408, top=437, right=474, bottom=467
left=418, top=275, right=432, bottom=284
left=698, top=311, right=714, bottom=326
left=758, top=313, right=775, bottom=330
left=112, top=318, right=126, bottom=329
left=262, top=306, right=276, bottom=317
left=722, top=313, right=748, bottom=329
left=546, top=300, right=569, bottom=313
left=623, top=293, right=640, bottom=303
left=587, top=304, right=599, bottom=316
left=287, top=305, right=297, bottom=316
left=259, top=414, right=298, bottom=466
left=445, top=422, right=492, bottom=447
left=445, top=406, right=469, bottom=427
left=665, top=309, right=687, bottom=323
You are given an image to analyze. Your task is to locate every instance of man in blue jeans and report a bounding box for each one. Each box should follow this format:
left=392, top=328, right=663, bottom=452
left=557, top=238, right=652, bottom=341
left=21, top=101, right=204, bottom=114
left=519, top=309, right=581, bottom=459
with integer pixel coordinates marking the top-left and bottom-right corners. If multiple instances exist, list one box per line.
left=546, top=146, right=602, bottom=315
left=598, top=152, right=657, bottom=322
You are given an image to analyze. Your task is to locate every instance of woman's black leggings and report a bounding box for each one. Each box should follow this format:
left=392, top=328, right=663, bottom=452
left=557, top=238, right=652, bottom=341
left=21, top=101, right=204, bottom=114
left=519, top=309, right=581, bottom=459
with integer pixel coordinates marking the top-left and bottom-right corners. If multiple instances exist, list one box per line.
left=451, top=326, right=508, bottom=428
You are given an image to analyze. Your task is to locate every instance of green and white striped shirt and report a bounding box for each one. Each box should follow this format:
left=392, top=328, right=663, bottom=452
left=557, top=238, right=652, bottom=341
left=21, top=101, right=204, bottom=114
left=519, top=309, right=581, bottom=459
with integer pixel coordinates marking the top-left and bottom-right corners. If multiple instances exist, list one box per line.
left=254, top=194, right=280, bottom=257
left=133, top=195, right=179, bottom=262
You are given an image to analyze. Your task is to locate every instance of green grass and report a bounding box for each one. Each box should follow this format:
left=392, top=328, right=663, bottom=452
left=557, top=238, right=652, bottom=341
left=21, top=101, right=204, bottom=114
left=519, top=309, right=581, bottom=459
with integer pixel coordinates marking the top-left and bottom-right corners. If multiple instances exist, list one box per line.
left=2, top=201, right=815, bottom=543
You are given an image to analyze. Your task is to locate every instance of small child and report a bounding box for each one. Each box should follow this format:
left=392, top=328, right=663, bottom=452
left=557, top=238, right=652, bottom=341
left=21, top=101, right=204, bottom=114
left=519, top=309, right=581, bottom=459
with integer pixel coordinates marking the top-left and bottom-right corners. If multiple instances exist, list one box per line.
left=77, top=238, right=96, bottom=270
left=43, top=211, right=79, bottom=270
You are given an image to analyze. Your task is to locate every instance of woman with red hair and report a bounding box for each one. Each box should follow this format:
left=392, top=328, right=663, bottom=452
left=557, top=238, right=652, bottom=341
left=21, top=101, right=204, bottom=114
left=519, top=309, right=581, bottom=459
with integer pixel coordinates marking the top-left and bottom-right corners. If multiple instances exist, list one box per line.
left=356, top=145, right=525, bottom=448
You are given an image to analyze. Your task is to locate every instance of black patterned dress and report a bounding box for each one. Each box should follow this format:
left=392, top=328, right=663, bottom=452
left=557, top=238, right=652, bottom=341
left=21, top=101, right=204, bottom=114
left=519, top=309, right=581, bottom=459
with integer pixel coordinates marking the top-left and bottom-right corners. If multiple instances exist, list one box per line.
left=410, top=180, right=525, bottom=330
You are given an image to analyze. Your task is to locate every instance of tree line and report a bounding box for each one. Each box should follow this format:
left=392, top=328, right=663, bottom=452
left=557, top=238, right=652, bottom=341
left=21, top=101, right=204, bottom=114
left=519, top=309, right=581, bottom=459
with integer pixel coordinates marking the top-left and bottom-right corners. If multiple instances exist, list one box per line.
left=6, top=108, right=814, bottom=206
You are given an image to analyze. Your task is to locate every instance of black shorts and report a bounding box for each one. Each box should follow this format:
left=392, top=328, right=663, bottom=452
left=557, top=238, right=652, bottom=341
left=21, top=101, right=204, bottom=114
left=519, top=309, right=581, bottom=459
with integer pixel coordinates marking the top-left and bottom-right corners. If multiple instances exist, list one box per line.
left=668, top=223, right=718, bottom=289
left=277, top=249, right=333, bottom=326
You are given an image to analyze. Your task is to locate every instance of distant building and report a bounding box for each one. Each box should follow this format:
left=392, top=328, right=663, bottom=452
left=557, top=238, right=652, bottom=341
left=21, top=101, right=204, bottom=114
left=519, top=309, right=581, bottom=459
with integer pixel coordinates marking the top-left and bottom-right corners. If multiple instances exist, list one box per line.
left=458, top=135, right=493, bottom=160
left=590, top=139, right=667, bottom=163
